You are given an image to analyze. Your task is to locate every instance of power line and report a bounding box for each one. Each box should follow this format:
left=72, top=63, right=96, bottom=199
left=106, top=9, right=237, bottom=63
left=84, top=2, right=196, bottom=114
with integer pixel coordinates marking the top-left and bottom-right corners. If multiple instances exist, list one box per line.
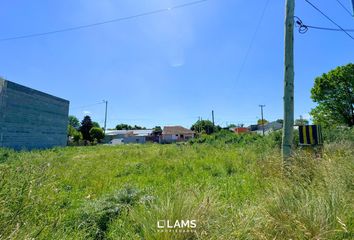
left=335, top=0, right=354, bottom=17
left=307, top=25, right=354, bottom=31
left=0, top=0, right=208, bottom=42
left=305, top=0, right=354, bottom=40
left=295, top=17, right=354, bottom=32
left=235, top=0, right=271, bottom=84
left=70, top=101, right=106, bottom=110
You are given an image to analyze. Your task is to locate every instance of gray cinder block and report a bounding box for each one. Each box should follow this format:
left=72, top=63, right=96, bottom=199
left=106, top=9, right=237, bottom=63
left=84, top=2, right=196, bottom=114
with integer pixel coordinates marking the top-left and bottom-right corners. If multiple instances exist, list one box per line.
left=0, top=78, right=69, bottom=150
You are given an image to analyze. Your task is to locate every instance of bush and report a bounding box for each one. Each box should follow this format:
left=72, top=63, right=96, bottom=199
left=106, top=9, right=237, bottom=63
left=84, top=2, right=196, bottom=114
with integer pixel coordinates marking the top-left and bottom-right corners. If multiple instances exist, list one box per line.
left=89, top=127, right=105, bottom=143
left=189, top=130, right=259, bottom=145
left=73, top=131, right=82, bottom=143
left=322, top=126, right=354, bottom=143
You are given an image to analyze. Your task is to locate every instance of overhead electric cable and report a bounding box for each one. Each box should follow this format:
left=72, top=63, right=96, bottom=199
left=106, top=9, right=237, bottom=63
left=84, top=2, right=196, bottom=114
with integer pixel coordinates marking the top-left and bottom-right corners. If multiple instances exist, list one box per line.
left=70, top=101, right=106, bottom=110
left=307, top=25, right=354, bottom=31
left=0, top=0, right=208, bottom=42
left=305, top=0, right=354, bottom=40
left=295, top=16, right=354, bottom=33
left=235, top=0, right=271, bottom=84
left=335, top=0, right=354, bottom=17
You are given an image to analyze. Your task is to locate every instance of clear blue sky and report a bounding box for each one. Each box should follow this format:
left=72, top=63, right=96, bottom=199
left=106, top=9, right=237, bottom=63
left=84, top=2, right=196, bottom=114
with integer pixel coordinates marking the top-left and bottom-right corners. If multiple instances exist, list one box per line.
left=1, top=0, right=353, bottom=129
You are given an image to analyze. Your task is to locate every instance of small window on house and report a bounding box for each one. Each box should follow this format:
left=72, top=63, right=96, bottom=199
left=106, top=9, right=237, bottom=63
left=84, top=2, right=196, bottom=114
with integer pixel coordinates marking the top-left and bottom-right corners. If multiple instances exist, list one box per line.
left=180, top=134, right=184, bottom=138
left=176, top=134, right=179, bottom=137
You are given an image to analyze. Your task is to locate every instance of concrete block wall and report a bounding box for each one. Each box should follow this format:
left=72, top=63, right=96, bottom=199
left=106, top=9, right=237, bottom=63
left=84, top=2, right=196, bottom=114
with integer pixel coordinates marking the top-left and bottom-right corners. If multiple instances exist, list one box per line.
left=0, top=79, right=69, bottom=150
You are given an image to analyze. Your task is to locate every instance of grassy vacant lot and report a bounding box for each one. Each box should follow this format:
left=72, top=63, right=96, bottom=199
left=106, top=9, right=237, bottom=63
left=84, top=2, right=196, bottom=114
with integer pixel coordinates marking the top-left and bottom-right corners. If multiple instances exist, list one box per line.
left=0, top=133, right=353, bottom=239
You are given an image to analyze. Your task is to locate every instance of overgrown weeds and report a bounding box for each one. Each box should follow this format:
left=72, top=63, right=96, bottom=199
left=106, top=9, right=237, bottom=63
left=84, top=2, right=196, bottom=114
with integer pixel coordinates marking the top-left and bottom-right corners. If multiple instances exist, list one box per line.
left=0, top=139, right=352, bottom=239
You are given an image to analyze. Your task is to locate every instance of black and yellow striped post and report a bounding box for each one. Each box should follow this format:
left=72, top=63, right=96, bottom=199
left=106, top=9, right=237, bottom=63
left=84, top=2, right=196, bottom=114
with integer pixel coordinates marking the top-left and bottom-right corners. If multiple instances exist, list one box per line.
left=298, top=125, right=323, bottom=157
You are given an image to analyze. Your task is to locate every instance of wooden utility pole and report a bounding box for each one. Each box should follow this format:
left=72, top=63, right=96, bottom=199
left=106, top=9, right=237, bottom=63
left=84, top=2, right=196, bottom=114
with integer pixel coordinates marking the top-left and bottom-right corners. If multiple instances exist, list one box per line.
left=103, top=100, right=108, bottom=134
left=259, top=105, right=266, bottom=136
left=282, top=0, right=295, bottom=163
left=212, top=110, right=215, bottom=127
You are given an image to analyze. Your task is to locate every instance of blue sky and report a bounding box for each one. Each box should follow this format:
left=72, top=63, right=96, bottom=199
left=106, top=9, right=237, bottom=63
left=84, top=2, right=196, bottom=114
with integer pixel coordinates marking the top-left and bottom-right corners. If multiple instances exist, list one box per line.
left=1, top=0, right=353, bottom=129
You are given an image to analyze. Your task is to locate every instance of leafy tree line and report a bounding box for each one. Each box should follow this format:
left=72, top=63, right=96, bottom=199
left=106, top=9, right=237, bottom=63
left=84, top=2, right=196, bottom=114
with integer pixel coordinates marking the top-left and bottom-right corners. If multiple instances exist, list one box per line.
left=191, top=120, right=222, bottom=135
left=68, top=115, right=105, bottom=144
left=115, top=124, right=146, bottom=130
left=310, top=63, right=354, bottom=127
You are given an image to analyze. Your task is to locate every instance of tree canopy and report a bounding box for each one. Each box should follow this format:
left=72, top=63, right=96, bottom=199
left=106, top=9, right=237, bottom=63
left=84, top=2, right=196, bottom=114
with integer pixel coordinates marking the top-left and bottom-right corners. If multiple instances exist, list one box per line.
left=153, top=126, right=162, bottom=136
left=310, top=63, right=354, bottom=127
left=92, top=122, right=101, bottom=128
left=90, top=127, right=105, bottom=143
left=295, top=118, right=309, bottom=126
left=191, top=120, right=217, bottom=135
left=67, top=125, right=78, bottom=137
left=257, top=119, right=269, bottom=125
left=115, top=124, right=146, bottom=130
left=68, top=115, right=80, bottom=129
left=80, top=116, right=94, bottom=141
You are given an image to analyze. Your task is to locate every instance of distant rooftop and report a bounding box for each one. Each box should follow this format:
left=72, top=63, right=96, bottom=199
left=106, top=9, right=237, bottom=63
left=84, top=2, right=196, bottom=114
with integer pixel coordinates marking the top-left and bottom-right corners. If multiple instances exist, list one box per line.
left=163, top=126, right=194, bottom=135
left=105, top=129, right=153, bottom=136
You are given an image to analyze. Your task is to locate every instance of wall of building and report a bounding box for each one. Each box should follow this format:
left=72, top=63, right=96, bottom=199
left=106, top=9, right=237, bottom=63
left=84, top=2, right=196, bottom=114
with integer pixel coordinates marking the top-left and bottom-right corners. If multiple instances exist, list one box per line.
left=161, top=134, right=178, bottom=143
left=123, top=136, right=146, bottom=144
left=0, top=79, right=69, bottom=150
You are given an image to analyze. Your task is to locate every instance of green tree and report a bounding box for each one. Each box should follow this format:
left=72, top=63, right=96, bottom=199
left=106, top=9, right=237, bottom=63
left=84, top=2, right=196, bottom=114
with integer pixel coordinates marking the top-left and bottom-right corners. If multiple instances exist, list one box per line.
left=276, top=119, right=284, bottom=124
left=67, top=125, right=78, bottom=137
left=73, top=131, right=82, bottom=143
left=310, top=63, right=354, bottom=127
left=92, top=122, right=100, bottom=128
left=90, top=127, right=105, bottom=143
left=115, top=124, right=146, bottom=130
left=191, top=120, right=216, bottom=134
left=68, top=115, right=80, bottom=129
left=116, top=124, right=132, bottom=130
left=80, top=116, right=94, bottom=142
left=153, top=126, right=162, bottom=136
left=257, top=119, right=269, bottom=125
left=294, top=118, right=309, bottom=126
left=133, top=125, right=146, bottom=130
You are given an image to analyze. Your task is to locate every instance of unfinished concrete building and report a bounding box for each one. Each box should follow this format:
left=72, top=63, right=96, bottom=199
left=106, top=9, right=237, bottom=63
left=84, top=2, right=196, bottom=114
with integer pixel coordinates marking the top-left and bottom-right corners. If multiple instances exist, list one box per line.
left=0, top=79, right=69, bottom=150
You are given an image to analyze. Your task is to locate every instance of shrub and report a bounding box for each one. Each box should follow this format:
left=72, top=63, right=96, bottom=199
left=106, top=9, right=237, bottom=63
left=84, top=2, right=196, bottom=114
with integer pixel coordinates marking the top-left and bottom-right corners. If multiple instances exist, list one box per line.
left=73, top=131, right=82, bottom=143
left=322, top=126, right=354, bottom=143
left=89, top=127, right=105, bottom=143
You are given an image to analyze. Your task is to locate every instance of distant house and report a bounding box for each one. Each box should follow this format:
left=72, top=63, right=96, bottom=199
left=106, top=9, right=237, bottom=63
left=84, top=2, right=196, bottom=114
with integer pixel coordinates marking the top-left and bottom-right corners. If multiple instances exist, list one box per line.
left=250, top=121, right=283, bottom=135
left=161, top=126, right=195, bottom=143
left=104, top=130, right=132, bottom=143
left=230, top=127, right=249, bottom=134
left=104, top=129, right=153, bottom=145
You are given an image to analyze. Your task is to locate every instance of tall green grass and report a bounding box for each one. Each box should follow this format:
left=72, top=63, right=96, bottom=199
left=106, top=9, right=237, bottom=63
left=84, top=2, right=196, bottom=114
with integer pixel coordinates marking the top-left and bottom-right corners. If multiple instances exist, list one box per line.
left=0, top=136, right=353, bottom=239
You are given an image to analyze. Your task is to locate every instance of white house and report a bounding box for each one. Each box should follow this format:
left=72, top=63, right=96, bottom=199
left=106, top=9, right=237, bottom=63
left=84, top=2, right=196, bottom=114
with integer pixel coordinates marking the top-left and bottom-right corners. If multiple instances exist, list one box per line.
left=105, top=129, right=153, bottom=145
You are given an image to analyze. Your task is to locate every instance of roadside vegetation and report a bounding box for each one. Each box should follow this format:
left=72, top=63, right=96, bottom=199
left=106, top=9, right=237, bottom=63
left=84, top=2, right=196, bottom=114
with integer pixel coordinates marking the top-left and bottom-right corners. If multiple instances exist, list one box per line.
left=0, top=128, right=353, bottom=239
